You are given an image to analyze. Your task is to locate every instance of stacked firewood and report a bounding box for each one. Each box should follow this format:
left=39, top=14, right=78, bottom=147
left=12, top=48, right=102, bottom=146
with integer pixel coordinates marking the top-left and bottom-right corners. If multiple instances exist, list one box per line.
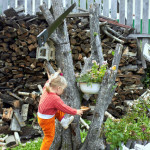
left=0, top=13, right=51, bottom=142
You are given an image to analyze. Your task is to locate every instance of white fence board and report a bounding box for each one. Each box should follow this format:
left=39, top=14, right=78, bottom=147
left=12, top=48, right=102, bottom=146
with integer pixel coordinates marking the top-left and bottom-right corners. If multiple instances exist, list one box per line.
left=111, top=0, right=117, bottom=19
left=142, top=0, right=149, bottom=34
left=80, top=0, right=86, bottom=10
left=87, top=0, right=93, bottom=10
left=0, top=0, right=149, bottom=39
left=2, top=0, right=8, bottom=13
left=119, top=0, right=125, bottom=24
left=43, top=0, right=48, bottom=6
left=10, top=0, right=16, bottom=8
left=103, top=0, right=109, bottom=17
left=72, top=0, right=79, bottom=12
left=35, top=0, right=41, bottom=13
left=135, top=0, right=141, bottom=34
left=27, top=0, right=32, bottom=15
left=127, top=0, right=133, bottom=27
left=65, top=0, right=71, bottom=8
left=95, top=0, right=101, bottom=15
left=18, top=0, right=24, bottom=6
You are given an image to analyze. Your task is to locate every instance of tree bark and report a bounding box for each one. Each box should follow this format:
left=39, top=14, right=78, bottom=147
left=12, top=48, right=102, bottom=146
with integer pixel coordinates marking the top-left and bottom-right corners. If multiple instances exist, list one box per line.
left=40, top=1, right=81, bottom=150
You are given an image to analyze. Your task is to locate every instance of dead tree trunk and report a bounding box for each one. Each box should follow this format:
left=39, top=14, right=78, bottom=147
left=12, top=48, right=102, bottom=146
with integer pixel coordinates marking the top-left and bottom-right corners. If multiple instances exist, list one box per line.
left=40, top=1, right=81, bottom=150
left=40, top=1, right=123, bottom=150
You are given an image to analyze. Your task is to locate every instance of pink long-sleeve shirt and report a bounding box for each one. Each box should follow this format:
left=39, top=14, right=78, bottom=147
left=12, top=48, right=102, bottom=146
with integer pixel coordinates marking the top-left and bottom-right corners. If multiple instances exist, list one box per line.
left=38, top=81, right=77, bottom=115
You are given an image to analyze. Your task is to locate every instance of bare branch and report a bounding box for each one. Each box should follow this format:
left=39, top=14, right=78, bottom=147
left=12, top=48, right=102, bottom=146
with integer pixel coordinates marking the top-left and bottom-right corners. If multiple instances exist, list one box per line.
left=101, top=26, right=124, bottom=44
left=81, top=3, right=104, bottom=75
left=99, top=21, right=108, bottom=26
left=39, top=2, right=54, bottom=25
left=44, top=61, right=55, bottom=74
left=39, top=3, right=60, bottom=44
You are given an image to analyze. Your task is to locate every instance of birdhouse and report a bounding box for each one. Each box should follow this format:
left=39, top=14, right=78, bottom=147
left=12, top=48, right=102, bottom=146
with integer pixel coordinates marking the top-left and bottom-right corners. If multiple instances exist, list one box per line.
left=36, top=40, right=55, bottom=61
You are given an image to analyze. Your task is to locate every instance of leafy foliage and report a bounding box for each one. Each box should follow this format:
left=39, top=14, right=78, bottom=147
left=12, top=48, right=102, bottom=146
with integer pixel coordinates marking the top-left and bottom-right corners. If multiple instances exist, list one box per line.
left=80, top=119, right=91, bottom=143
left=76, top=60, right=108, bottom=84
left=104, top=98, right=150, bottom=150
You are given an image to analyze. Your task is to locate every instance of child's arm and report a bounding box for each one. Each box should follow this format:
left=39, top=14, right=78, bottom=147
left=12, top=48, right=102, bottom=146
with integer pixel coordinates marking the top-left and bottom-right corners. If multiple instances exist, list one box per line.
left=54, top=98, right=78, bottom=115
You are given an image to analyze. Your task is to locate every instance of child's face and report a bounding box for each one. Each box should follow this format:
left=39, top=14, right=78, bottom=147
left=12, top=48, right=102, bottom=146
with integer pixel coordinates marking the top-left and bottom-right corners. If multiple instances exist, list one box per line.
left=56, top=86, right=66, bottom=95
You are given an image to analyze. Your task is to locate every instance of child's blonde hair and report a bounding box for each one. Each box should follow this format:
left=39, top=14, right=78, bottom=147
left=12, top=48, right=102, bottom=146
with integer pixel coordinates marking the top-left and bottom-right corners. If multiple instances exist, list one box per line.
left=46, top=70, right=67, bottom=93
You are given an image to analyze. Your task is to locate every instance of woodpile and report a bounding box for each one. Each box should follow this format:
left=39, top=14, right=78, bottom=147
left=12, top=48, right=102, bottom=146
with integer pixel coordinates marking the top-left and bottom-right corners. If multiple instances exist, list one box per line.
left=0, top=10, right=147, bottom=147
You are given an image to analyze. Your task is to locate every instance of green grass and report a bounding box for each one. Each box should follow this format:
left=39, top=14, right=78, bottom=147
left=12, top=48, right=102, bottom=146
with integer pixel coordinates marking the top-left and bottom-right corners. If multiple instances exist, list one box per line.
left=6, top=138, right=42, bottom=150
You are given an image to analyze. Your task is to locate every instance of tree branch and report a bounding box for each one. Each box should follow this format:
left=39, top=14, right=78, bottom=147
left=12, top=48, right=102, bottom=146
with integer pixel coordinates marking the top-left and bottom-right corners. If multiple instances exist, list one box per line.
left=44, top=61, right=55, bottom=74
left=39, top=3, right=60, bottom=44
left=80, top=44, right=123, bottom=150
left=101, top=26, right=124, bottom=44
left=81, top=3, right=104, bottom=75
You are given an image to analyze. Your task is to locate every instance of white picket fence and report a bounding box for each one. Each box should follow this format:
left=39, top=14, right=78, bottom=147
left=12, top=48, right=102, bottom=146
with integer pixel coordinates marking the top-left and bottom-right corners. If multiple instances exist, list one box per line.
left=0, top=0, right=150, bottom=34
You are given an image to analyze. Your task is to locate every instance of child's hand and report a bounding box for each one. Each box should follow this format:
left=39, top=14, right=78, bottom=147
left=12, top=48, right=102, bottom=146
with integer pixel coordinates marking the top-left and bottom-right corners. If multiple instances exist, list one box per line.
left=76, top=109, right=83, bottom=116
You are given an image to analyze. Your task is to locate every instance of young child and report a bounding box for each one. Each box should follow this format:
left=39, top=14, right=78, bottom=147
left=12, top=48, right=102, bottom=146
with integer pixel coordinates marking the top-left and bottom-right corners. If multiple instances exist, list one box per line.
left=37, top=70, right=83, bottom=150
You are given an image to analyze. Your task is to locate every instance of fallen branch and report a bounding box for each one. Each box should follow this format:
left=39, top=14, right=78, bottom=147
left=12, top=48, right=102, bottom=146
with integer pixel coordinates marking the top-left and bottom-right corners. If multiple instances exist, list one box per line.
left=101, top=26, right=124, bottom=44
left=106, top=25, right=125, bottom=39
left=105, top=111, right=116, bottom=120
left=80, top=117, right=89, bottom=130
left=99, top=21, right=108, bottom=26
left=7, top=91, right=24, bottom=102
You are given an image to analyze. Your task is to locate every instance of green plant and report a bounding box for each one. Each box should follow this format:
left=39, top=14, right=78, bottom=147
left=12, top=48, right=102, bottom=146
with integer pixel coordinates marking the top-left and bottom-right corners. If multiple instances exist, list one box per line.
left=93, top=32, right=98, bottom=36
left=7, top=138, right=42, bottom=150
left=80, top=129, right=88, bottom=143
left=142, top=72, right=150, bottom=88
left=76, top=60, right=108, bottom=84
left=104, top=98, right=150, bottom=150
left=111, top=50, right=115, bottom=56
left=80, top=119, right=91, bottom=143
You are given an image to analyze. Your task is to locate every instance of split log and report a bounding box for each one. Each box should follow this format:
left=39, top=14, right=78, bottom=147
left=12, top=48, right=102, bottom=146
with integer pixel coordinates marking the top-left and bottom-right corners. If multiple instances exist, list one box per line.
left=2, top=107, right=13, bottom=121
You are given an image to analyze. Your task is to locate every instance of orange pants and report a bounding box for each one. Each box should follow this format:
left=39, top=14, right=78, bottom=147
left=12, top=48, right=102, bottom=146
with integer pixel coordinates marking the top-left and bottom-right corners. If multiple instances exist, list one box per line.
left=37, top=111, right=65, bottom=150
